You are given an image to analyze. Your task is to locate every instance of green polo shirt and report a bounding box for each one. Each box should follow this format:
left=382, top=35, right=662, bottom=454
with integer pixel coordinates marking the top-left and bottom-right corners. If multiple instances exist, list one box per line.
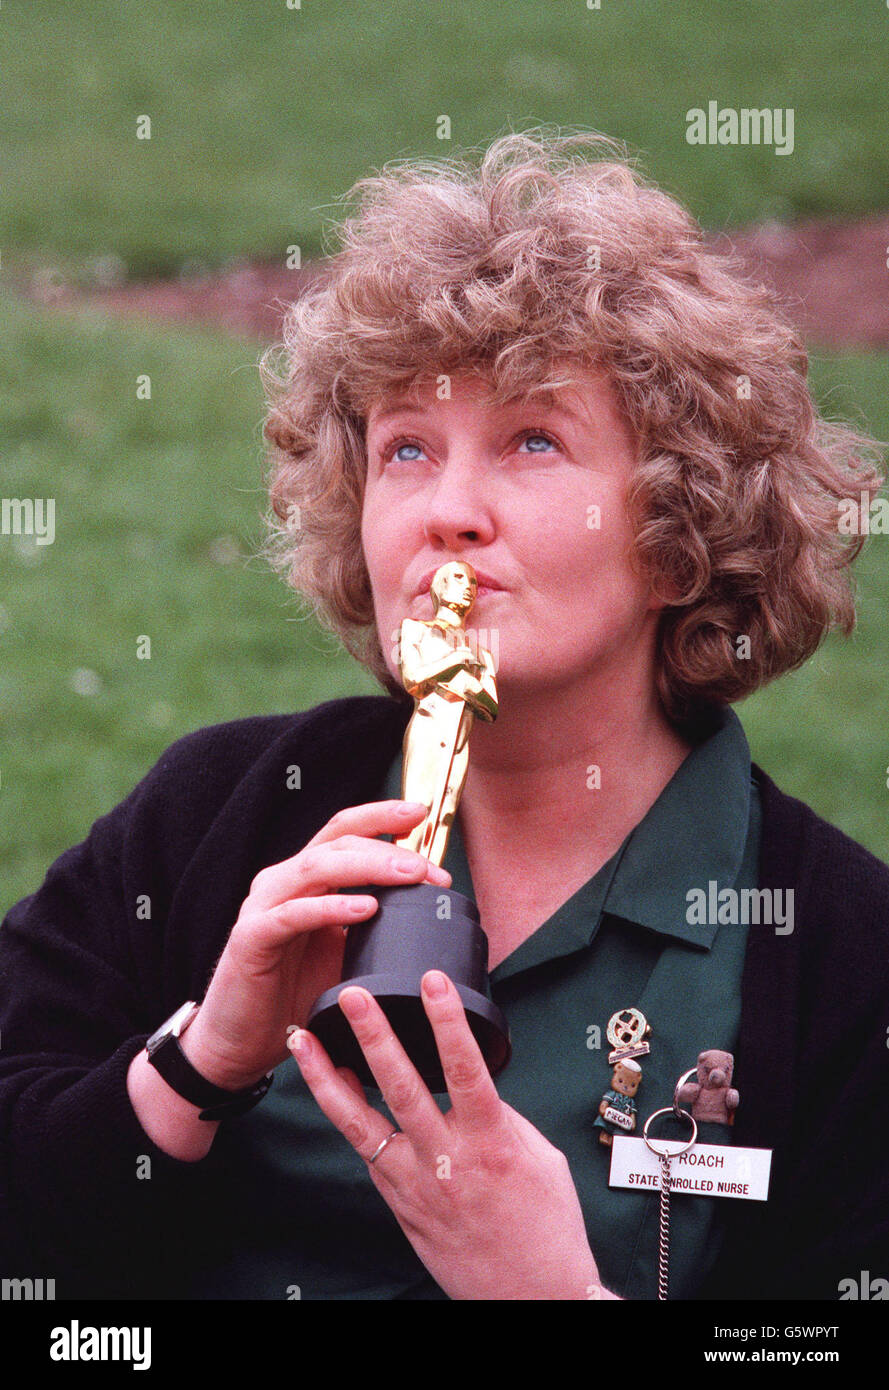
left=187, top=703, right=760, bottom=1300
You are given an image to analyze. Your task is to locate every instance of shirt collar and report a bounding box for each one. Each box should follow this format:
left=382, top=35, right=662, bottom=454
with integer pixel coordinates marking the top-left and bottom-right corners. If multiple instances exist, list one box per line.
left=380, top=702, right=752, bottom=977
left=599, top=703, right=752, bottom=949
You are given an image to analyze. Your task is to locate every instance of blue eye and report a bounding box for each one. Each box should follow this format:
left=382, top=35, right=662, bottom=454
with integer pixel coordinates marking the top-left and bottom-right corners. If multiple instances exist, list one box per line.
left=379, top=436, right=425, bottom=464
left=519, top=431, right=557, bottom=453
left=394, top=442, right=424, bottom=462
left=378, top=428, right=559, bottom=466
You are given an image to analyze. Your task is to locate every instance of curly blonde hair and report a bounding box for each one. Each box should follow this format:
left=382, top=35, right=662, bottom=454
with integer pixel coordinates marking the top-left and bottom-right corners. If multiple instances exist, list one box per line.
left=259, top=126, right=884, bottom=722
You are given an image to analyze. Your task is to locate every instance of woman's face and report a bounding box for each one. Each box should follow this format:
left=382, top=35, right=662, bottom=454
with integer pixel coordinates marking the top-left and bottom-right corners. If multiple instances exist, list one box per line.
left=361, top=365, right=664, bottom=698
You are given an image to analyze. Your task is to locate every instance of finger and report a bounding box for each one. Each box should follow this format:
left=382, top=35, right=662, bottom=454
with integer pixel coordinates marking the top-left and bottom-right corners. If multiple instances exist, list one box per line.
left=307, top=801, right=428, bottom=848
left=337, top=1066, right=366, bottom=1100
left=337, top=987, right=448, bottom=1157
left=287, top=1027, right=405, bottom=1167
left=248, top=835, right=451, bottom=912
left=233, top=890, right=380, bottom=951
left=420, top=971, right=503, bottom=1136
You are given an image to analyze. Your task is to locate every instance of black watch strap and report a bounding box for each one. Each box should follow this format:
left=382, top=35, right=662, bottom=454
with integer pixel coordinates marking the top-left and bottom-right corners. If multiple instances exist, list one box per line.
left=152, top=1037, right=273, bottom=1120
left=146, top=1009, right=274, bottom=1121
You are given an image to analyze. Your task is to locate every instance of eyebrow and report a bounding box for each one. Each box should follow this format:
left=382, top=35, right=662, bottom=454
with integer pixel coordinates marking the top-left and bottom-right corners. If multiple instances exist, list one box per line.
left=367, top=396, right=585, bottom=429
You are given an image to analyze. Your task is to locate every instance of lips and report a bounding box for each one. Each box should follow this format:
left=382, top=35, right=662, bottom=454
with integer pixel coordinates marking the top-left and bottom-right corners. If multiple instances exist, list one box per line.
left=412, top=567, right=505, bottom=599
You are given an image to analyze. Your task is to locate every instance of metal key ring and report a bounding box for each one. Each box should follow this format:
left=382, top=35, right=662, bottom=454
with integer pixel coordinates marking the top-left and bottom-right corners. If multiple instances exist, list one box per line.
left=643, top=1105, right=698, bottom=1157
left=672, top=1068, right=699, bottom=1120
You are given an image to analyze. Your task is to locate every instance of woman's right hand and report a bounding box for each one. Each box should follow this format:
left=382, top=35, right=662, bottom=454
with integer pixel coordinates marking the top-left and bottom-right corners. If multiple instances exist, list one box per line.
left=177, top=800, right=451, bottom=1091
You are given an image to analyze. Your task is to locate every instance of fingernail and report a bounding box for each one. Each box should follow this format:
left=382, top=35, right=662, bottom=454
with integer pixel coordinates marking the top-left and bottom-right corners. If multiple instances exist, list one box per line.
left=340, top=988, right=369, bottom=1018
left=288, top=1028, right=309, bottom=1058
left=423, top=971, right=448, bottom=999
left=398, top=801, right=426, bottom=815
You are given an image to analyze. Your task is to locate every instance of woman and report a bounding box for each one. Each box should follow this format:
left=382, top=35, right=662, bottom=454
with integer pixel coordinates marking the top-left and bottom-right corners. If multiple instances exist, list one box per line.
left=1, top=129, right=886, bottom=1301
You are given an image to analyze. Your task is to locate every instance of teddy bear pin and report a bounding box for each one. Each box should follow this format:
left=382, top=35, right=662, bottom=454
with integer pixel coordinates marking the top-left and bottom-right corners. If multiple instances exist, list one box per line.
left=595, top=1007, right=651, bottom=1148
left=676, top=1049, right=739, bottom=1125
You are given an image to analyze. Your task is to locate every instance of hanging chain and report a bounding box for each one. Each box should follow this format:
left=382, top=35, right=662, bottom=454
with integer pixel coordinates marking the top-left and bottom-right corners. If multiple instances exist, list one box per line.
left=643, top=1093, right=697, bottom=1304
left=656, top=1152, right=672, bottom=1301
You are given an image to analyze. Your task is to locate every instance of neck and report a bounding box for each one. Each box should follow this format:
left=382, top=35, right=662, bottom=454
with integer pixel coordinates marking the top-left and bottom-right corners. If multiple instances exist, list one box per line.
left=458, top=660, right=692, bottom=862
left=433, top=606, right=463, bottom=630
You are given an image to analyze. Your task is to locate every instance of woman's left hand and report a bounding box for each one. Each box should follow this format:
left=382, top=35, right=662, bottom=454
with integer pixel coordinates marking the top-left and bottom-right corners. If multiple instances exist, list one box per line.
left=288, top=969, right=610, bottom=1300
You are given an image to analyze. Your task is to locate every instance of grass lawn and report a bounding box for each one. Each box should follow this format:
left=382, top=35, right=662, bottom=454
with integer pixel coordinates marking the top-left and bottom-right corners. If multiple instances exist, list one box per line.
left=1, top=293, right=887, bottom=915
left=3, top=0, right=889, bottom=283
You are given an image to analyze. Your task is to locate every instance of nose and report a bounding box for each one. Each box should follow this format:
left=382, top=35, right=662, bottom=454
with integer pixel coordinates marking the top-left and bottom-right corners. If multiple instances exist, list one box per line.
left=422, top=458, right=495, bottom=551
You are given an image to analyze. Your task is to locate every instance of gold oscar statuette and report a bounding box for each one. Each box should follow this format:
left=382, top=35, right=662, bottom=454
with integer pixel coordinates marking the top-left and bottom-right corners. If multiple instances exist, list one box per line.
left=307, top=561, right=511, bottom=1090
left=394, top=560, right=498, bottom=865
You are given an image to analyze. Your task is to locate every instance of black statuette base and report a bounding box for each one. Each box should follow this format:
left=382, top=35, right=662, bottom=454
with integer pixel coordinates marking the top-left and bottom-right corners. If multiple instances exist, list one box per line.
left=306, top=884, right=511, bottom=1092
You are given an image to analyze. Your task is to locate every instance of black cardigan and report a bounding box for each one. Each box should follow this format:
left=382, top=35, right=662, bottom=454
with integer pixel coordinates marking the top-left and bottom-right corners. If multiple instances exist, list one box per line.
left=1, top=695, right=887, bottom=1300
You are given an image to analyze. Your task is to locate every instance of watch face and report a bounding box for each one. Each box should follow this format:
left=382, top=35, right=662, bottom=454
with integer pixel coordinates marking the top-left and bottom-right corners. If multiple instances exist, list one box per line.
left=146, top=1002, right=198, bottom=1054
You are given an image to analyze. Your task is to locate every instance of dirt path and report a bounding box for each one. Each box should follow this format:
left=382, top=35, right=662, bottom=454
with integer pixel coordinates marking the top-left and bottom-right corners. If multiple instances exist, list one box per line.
left=14, top=213, right=889, bottom=350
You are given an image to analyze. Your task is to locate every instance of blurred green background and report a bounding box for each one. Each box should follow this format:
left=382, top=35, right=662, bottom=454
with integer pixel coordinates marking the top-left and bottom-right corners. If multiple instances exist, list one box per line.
left=2, top=0, right=888, bottom=912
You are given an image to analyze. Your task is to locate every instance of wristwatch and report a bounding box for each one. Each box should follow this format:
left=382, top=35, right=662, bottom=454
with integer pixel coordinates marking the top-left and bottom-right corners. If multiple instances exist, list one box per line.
left=145, top=1001, right=274, bottom=1121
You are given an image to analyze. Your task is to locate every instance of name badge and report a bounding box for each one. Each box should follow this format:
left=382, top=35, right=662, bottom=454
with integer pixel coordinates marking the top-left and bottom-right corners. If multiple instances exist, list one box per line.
left=608, top=1135, right=772, bottom=1201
